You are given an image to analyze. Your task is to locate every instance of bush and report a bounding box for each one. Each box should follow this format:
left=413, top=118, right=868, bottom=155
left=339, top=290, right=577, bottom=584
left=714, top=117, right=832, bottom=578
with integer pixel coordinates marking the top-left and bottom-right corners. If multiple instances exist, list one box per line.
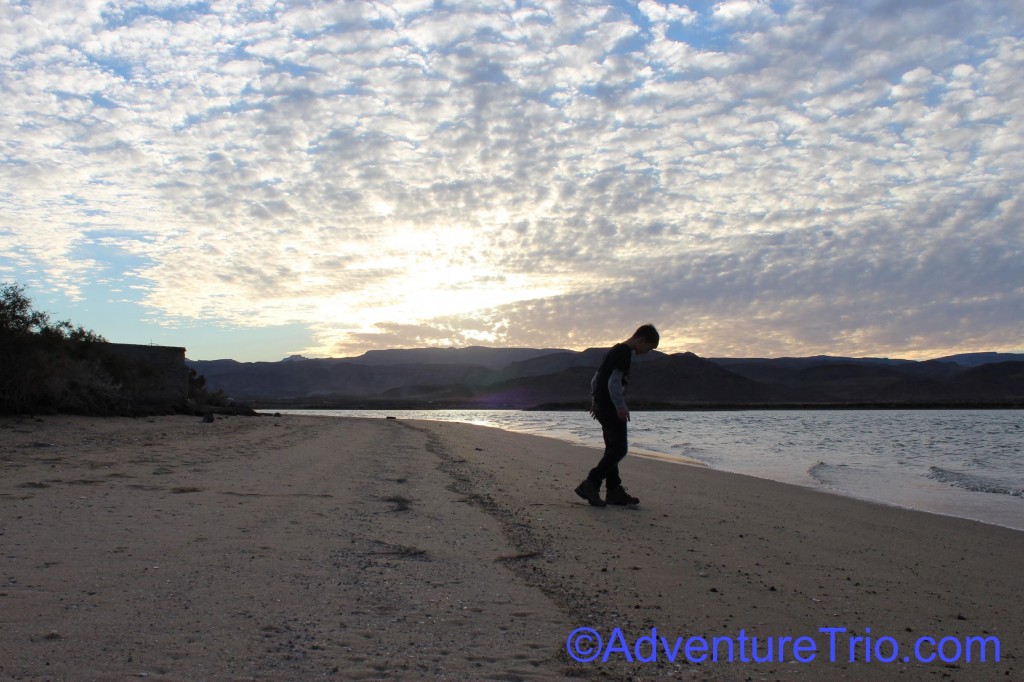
left=187, top=367, right=229, bottom=410
left=0, top=282, right=105, bottom=342
left=0, top=282, right=123, bottom=414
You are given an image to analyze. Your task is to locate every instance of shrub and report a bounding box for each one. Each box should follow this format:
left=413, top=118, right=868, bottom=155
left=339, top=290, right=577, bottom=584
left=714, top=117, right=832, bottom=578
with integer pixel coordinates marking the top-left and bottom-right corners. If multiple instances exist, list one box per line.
left=0, top=282, right=123, bottom=414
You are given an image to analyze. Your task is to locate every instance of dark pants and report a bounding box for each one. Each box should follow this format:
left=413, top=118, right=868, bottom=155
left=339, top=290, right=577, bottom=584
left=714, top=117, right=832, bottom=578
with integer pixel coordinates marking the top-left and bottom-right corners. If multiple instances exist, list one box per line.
left=587, top=411, right=628, bottom=490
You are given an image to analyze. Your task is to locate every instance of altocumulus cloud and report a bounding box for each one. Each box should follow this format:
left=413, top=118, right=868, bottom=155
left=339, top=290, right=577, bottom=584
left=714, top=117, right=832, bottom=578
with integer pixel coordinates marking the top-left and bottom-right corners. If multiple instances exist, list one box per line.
left=0, top=0, right=1021, bottom=359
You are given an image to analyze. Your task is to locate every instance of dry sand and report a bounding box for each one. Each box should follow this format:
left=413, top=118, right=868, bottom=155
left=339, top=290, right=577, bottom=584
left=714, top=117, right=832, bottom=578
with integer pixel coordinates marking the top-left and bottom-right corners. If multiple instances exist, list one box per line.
left=0, top=414, right=1020, bottom=681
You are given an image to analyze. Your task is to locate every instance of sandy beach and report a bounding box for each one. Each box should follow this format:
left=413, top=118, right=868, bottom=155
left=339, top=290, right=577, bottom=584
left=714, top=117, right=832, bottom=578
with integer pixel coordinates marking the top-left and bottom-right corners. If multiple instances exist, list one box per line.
left=1, top=414, right=1020, bottom=681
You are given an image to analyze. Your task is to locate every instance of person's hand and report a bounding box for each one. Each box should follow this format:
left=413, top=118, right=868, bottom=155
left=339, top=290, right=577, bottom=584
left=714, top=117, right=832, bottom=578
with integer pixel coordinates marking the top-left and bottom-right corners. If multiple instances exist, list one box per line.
left=617, top=406, right=630, bottom=422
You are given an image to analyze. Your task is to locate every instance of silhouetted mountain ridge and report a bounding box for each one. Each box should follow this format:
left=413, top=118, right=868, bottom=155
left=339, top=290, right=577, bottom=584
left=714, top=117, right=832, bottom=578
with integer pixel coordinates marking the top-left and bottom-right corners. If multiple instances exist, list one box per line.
left=187, top=348, right=1023, bottom=409
left=343, top=346, right=570, bottom=369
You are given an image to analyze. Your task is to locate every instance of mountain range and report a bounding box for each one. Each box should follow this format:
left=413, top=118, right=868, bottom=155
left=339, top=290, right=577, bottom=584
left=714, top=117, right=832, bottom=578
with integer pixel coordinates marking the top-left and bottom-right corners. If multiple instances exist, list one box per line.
left=187, top=348, right=1024, bottom=409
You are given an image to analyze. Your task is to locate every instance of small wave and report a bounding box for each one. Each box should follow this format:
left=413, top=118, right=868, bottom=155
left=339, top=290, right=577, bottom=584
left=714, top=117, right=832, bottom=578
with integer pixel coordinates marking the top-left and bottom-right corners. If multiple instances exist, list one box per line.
left=928, top=466, right=1024, bottom=498
left=807, top=461, right=853, bottom=487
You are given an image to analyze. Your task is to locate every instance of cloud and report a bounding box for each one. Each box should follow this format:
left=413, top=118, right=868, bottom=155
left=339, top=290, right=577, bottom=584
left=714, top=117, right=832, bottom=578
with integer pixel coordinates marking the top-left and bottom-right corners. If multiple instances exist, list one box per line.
left=638, top=1, right=697, bottom=25
left=1, top=0, right=1022, bottom=360
left=711, top=1, right=777, bottom=27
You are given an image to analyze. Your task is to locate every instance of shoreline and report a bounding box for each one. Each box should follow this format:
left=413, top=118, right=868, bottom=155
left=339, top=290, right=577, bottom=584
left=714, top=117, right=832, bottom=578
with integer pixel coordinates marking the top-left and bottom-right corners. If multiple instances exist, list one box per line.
left=618, top=446, right=1024, bottom=535
left=2, top=414, right=1021, bottom=680
left=267, top=408, right=1024, bottom=534
left=255, top=400, right=1024, bottom=411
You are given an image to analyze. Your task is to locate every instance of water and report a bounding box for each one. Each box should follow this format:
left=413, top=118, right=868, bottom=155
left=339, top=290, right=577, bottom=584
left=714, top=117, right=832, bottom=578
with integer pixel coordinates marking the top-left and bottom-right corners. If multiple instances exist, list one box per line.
left=269, top=409, right=1024, bottom=531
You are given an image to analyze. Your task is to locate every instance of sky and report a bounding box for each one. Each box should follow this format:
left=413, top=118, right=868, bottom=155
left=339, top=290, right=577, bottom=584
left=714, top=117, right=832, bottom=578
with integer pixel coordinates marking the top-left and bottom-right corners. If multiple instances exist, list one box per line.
left=1, top=0, right=1022, bottom=362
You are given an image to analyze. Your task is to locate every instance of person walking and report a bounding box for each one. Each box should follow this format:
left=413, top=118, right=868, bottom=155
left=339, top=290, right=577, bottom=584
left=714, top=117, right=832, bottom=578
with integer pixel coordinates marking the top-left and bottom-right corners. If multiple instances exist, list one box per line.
left=574, top=324, right=660, bottom=507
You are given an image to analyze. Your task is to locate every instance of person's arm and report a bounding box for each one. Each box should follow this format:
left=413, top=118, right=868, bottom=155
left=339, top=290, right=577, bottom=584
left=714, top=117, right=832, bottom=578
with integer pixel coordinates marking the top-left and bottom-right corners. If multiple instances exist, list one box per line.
left=607, top=369, right=629, bottom=421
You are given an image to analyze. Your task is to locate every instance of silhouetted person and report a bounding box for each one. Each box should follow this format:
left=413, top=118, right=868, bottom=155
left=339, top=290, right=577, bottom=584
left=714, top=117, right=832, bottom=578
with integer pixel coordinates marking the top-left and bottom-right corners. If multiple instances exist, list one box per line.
left=575, top=324, right=660, bottom=506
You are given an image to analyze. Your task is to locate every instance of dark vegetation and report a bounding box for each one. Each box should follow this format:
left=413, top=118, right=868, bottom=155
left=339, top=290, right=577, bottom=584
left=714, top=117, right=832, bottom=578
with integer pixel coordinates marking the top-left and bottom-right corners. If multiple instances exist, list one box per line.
left=0, top=282, right=122, bottom=414
left=0, top=282, right=225, bottom=416
left=186, top=366, right=230, bottom=414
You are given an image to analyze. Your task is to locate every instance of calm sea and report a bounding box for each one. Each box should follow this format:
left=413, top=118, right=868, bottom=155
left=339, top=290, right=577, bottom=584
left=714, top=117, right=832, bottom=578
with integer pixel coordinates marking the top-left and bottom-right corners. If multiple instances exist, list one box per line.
left=271, top=409, right=1024, bottom=532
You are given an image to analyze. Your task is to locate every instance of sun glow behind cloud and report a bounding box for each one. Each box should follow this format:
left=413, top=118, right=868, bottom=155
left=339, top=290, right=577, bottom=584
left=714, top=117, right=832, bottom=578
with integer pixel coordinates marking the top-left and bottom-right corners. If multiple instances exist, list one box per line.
left=1, top=0, right=1022, bottom=360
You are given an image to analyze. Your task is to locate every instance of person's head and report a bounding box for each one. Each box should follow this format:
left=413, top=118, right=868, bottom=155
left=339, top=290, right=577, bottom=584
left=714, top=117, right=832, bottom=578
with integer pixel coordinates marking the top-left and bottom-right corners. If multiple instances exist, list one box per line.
left=630, top=324, right=660, bottom=355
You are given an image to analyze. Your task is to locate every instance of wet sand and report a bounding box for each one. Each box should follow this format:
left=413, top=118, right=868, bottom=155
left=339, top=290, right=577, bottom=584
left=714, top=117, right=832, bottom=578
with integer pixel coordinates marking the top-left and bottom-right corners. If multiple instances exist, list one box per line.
left=1, top=414, right=1020, bottom=680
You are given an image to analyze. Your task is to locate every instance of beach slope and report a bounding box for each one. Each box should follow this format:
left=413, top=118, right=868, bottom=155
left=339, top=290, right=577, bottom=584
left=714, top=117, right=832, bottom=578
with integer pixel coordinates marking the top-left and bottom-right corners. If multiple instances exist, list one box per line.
left=1, top=415, right=1019, bottom=680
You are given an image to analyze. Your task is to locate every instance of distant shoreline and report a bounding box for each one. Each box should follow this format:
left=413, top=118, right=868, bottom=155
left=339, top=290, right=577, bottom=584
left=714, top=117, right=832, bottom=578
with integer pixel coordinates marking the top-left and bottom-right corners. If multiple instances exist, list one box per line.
left=193, top=351, right=1024, bottom=414
left=254, top=400, right=1024, bottom=411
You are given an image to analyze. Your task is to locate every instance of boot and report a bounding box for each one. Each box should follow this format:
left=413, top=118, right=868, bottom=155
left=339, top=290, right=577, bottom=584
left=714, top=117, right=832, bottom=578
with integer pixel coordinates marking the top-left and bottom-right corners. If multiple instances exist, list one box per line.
left=574, top=479, right=607, bottom=507
left=605, top=485, right=639, bottom=506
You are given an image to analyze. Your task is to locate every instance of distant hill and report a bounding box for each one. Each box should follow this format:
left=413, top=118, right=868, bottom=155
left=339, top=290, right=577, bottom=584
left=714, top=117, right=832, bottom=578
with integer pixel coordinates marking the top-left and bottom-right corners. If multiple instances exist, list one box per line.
left=188, top=347, right=1024, bottom=409
left=934, top=352, right=1024, bottom=367
left=343, top=346, right=569, bottom=370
